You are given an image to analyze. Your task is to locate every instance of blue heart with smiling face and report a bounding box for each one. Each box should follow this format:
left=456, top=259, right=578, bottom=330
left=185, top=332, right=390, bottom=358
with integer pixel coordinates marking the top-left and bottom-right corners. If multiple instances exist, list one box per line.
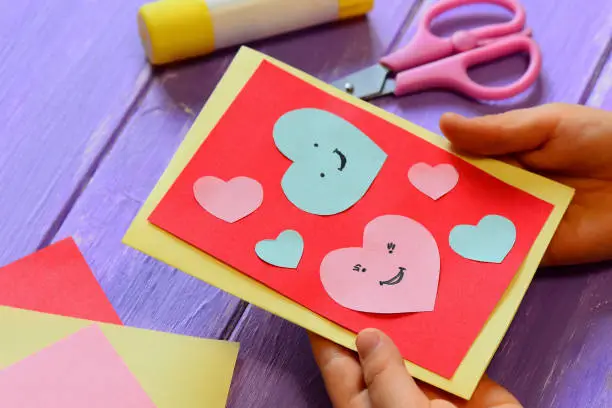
left=273, top=108, right=387, bottom=216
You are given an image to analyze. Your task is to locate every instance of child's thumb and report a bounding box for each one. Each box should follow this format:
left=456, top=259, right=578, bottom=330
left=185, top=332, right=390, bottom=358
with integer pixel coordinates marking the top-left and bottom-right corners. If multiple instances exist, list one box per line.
left=356, top=329, right=429, bottom=408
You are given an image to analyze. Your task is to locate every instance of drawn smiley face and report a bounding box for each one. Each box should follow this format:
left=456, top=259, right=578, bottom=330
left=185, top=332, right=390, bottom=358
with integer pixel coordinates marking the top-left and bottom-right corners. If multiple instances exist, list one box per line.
left=352, top=242, right=407, bottom=287
left=273, top=108, right=387, bottom=215
left=321, top=215, right=440, bottom=314
left=354, top=263, right=407, bottom=286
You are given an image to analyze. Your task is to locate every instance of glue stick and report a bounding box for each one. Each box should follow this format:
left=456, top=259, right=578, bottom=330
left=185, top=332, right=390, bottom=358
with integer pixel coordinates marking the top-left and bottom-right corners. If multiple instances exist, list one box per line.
left=138, top=0, right=374, bottom=65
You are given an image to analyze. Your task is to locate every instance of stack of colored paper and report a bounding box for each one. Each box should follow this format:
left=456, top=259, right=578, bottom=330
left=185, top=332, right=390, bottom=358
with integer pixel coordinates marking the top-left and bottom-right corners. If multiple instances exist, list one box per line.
left=0, top=238, right=239, bottom=407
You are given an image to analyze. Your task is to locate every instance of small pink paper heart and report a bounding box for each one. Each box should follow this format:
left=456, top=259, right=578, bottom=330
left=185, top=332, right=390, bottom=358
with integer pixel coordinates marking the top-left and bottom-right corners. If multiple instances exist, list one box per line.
left=320, top=215, right=440, bottom=314
left=408, top=163, right=459, bottom=200
left=193, top=176, right=263, bottom=223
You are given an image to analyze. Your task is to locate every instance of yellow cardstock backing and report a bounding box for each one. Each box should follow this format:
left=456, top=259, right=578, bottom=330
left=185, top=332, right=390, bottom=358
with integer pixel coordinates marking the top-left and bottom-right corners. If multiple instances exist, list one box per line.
left=123, top=47, right=574, bottom=398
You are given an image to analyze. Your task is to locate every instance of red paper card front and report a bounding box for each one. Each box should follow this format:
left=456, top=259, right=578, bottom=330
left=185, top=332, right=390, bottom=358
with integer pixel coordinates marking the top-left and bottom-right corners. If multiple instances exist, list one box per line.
left=0, top=238, right=122, bottom=324
left=149, top=62, right=553, bottom=377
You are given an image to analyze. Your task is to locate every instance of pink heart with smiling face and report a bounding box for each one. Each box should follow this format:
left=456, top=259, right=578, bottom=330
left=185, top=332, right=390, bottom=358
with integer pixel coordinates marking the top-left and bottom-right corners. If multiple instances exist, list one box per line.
left=193, top=176, right=263, bottom=223
left=408, top=163, right=459, bottom=200
left=320, top=215, right=440, bottom=314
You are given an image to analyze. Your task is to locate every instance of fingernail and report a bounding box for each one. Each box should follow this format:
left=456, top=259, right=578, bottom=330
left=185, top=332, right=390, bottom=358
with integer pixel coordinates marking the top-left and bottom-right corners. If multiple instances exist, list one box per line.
left=356, top=329, right=381, bottom=359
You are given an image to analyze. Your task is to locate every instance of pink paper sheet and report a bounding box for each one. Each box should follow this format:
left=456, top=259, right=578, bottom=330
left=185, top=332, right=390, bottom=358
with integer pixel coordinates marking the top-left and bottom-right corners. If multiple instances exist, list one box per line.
left=0, top=325, right=156, bottom=408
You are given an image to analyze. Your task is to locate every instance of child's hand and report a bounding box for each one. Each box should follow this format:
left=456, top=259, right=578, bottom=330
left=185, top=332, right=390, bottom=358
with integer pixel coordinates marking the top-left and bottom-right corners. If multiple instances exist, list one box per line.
left=440, top=103, right=612, bottom=266
left=310, top=330, right=521, bottom=408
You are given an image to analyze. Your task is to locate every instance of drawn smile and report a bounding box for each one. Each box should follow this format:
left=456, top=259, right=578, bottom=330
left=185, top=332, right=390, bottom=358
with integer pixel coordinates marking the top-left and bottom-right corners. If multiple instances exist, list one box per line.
left=333, top=148, right=347, bottom=171
left=379, top=267, right=406, bottom=286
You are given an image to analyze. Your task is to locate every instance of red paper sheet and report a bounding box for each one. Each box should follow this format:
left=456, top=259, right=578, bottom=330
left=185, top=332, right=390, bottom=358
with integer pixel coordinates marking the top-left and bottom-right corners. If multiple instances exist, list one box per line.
left=149, top=62, right=553, bottom=377
left=0, top=238, right=122, bottom=324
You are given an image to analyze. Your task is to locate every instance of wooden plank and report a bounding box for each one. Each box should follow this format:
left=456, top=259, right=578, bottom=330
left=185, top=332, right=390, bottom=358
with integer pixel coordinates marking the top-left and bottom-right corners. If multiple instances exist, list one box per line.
left=587, top=48, right=612, bottom=110
left=55, top=77, right=242, bottom=335
left=227, top=307, right=331, bottom=408
left=53, top=0, right=418, bottom=346
left=489, top=263, right=612, bottom=408
left=0, top=0, right=150, bottom=263
left=0, top=0, right=236, bottom=335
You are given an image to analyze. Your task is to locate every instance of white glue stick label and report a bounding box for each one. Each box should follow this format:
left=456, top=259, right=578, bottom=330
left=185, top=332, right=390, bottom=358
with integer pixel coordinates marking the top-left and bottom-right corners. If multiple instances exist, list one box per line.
left=207, top=0, right=339, bottom=49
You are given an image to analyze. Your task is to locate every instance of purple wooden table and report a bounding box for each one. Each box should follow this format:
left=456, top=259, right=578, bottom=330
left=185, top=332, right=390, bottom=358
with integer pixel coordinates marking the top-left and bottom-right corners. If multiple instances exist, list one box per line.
left=1, top=0, right=611, bottom=406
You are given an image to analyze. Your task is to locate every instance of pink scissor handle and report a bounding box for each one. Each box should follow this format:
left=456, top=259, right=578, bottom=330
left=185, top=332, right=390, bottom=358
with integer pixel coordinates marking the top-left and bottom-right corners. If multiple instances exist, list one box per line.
left=393, top=33, right=541, bottom=100
left=381, top=0, right=527, bottom=72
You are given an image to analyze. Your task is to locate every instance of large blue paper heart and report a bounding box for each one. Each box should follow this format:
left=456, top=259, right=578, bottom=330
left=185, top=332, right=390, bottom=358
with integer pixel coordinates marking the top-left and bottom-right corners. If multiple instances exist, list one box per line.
left=255, top=230, right=304, bottom=269
left=449, top=215, right=516, bottom=263
left=273, top=108, right=387, bottom=215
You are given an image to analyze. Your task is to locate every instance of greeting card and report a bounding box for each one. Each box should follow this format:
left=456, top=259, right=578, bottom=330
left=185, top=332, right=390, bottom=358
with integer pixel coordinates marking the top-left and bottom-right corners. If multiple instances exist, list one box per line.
left=124, top=48, right=573, bottom=398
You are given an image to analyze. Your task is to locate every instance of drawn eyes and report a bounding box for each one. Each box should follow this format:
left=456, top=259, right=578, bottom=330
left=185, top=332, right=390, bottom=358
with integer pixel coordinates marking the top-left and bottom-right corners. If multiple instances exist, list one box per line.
left=313, top=143, right=325, bottom=177
left=353, top=244, right=397, bottom=273
left=353, top=264, right=367, bottom=273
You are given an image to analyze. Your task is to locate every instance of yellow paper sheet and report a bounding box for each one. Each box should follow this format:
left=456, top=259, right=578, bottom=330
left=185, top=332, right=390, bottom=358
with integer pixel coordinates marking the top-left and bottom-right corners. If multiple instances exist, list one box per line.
left=0, top=306, right=239, bottom=408
left=123, top=47, right=574, bottom=398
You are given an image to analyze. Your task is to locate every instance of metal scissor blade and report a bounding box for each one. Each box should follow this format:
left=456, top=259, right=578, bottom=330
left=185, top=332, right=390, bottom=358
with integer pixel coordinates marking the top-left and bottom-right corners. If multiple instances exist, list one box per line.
left=331, top=64, right=391, bottom=100
left=380, top=77, right=396, bottom=98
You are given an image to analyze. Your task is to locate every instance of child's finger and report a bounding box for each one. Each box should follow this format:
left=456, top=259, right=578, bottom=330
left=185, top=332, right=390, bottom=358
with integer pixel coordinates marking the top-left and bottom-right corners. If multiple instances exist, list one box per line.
left=439, top=105, right=558, bottom=156
left=308, top=332, right=368, bottom=408
left=442, top=104, right=612, bottom=178
left=356, top=329, right=429, bottom=408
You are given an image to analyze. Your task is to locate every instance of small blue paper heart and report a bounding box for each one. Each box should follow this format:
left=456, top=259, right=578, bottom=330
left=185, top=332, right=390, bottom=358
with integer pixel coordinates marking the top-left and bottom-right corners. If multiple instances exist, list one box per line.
left=255, top=230, right=304, bottom=269
left=273, top=108, right=387, bottom=215
left=449, top=215, right=516, bottom=263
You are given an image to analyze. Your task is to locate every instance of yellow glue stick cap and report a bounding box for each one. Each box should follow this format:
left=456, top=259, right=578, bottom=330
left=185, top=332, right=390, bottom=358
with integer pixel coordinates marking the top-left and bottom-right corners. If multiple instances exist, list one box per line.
left=338, top=0, right=375, bottom=19
left=138, top=0, right=215, bottom=65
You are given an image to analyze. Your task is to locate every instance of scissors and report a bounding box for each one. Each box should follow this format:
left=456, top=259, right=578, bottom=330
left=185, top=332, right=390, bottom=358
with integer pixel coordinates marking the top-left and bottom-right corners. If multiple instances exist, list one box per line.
left=332, top=0, right=542, bottom=101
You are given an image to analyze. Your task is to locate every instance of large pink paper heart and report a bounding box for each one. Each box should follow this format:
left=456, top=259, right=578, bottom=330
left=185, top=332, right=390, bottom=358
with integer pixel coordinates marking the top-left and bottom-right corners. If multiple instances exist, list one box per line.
left=408, top=163, right=459, bottom=200
left=320, top=215, right=440, bottom=314
left=193, top=176, right=263, bottom=223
